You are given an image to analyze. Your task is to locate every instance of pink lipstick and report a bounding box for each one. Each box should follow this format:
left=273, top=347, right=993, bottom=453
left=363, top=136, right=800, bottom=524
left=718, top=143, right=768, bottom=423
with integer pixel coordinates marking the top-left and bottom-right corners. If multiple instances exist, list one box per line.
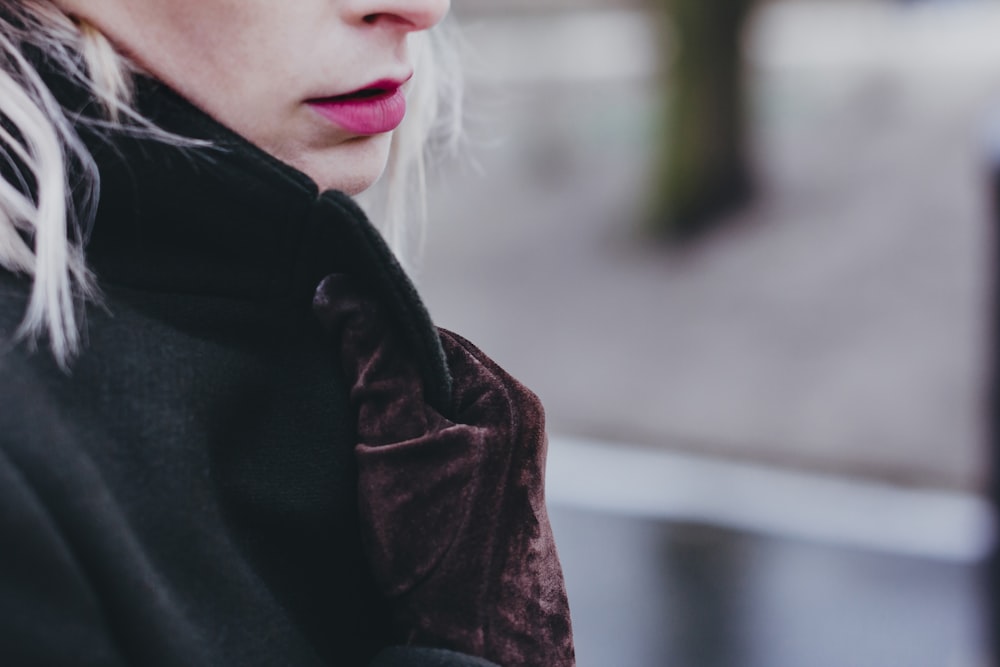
left=307, top=79, right=407, bottom=135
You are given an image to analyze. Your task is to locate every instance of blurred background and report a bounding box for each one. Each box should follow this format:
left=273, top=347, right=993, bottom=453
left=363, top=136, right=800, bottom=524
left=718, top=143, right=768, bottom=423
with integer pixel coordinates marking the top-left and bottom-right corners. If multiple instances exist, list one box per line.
left=419, top=0, right=999, bottom=664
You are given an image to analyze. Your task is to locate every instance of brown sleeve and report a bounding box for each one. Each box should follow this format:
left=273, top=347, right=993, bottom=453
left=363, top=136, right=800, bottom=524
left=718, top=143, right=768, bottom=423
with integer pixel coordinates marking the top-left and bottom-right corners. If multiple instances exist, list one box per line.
left=313, top=275, right=575, bottom=667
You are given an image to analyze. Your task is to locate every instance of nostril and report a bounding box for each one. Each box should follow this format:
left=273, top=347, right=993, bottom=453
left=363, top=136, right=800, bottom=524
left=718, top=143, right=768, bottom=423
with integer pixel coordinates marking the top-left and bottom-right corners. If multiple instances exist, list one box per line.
left=357, top=6, right=447, bottom=31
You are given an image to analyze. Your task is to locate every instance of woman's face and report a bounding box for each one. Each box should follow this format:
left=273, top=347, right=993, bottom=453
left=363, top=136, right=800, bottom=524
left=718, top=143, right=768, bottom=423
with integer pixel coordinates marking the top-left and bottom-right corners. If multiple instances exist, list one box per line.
left=55, top=0, right=450, bottom=194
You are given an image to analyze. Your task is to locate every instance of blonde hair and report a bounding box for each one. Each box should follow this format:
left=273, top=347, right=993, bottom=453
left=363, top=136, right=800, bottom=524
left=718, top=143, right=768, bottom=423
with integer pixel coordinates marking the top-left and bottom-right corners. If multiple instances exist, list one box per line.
left=0, top=0, right=463, bottom=368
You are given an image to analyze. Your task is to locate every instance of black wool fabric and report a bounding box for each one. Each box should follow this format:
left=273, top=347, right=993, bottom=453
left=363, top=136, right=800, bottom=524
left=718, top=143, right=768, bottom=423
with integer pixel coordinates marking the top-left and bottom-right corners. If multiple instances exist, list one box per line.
left=0, top=80, right=481, bottom=666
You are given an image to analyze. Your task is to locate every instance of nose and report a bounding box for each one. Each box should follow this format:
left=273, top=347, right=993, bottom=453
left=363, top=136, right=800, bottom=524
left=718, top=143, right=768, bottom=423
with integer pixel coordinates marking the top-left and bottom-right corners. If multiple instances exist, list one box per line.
left=348, top=0, right=450, bottom=32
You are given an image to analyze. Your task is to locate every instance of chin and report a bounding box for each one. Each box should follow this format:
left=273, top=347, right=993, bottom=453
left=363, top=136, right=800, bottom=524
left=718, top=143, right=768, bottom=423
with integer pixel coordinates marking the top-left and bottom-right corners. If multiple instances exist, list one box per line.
left=293, top=135, right=393, bottom=195
left=332, top=172, right=383, bottom=196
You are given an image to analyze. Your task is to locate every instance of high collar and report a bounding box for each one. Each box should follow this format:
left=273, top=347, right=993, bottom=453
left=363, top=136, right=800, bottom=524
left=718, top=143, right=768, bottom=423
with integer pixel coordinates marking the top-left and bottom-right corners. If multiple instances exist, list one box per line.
left=73, top=77, right=452, bottom=409
left=83, top=78, right=336, bottom=302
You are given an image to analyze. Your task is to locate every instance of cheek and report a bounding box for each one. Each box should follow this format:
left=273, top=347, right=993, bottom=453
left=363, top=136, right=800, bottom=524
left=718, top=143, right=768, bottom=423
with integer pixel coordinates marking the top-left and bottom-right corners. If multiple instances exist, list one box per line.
left=81, top=0, right=389, bottom=193
left=112, top=2, right=303, bottom=125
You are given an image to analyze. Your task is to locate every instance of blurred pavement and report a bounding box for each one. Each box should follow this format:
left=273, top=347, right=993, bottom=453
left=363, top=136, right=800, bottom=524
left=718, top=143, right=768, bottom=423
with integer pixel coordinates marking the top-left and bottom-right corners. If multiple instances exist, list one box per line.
left=423, top=0, right=999, bottom=491
left=415, top=1, right=1000, bottom=664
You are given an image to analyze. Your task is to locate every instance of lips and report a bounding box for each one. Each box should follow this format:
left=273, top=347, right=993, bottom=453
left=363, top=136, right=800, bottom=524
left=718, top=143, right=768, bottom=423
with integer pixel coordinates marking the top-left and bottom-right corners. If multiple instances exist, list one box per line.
left=307, top=79, right=408, bottom=135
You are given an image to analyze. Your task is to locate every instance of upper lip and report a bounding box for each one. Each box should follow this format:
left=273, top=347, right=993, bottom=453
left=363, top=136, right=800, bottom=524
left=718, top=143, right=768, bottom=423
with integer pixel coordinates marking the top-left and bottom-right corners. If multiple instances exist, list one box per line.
left=309, top=72, right=413, bottom=102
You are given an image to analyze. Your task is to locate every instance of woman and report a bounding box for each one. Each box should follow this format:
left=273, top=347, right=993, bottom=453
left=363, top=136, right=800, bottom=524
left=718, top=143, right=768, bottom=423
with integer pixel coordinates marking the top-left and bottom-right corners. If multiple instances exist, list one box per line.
left=0, top=1, right=574, bottom=666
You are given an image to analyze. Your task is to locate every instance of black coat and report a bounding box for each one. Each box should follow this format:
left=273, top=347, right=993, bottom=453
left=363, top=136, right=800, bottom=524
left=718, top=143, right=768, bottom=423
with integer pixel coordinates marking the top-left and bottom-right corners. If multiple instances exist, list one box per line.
left=0, top=81, right=521, bottom=666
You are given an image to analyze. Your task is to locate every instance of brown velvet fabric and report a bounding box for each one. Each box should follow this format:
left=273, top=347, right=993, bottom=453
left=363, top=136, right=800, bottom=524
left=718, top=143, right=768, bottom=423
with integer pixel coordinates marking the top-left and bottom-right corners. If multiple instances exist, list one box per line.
left=313, top=275, right=575, bottom=667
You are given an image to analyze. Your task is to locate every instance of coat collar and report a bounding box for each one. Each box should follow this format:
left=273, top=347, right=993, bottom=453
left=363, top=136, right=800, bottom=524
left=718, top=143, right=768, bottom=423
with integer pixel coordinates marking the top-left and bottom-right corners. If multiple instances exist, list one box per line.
left=76, top=77, right=452, bottom=409
left=84, top=78, right=327, bottom=301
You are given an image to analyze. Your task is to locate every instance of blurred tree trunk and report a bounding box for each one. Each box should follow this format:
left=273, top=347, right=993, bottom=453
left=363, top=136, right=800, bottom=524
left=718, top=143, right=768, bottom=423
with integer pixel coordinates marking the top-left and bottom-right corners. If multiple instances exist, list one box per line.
left=647, top=0, right=754, bottom=241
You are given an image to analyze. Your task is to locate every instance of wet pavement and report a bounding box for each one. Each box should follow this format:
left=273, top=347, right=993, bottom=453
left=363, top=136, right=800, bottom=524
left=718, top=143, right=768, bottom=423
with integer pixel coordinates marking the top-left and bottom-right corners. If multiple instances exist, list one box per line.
left=550, top=506, right=989, bottom=667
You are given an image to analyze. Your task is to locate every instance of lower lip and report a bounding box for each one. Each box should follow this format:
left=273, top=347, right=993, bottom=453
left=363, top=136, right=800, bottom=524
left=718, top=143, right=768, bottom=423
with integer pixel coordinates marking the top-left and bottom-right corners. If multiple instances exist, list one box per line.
left=307, top=88, right=407, bottom=135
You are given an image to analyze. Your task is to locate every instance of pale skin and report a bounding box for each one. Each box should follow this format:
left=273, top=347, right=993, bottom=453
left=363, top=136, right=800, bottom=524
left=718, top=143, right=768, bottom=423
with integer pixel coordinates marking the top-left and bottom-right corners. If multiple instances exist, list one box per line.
left=53, top=0, right=451, bottom=194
